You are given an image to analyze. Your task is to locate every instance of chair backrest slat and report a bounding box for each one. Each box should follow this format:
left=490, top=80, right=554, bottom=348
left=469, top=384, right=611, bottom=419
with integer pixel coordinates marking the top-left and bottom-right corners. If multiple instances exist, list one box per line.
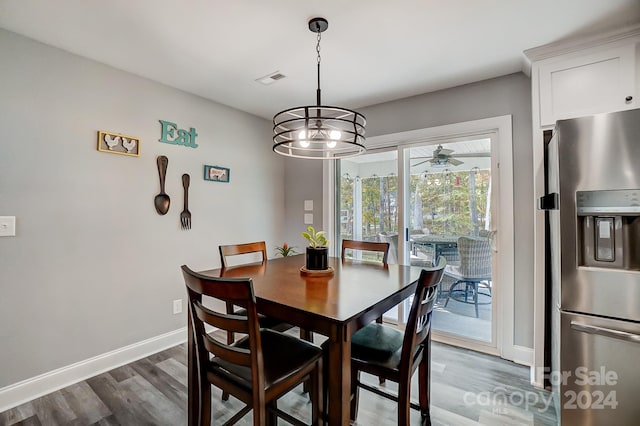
left=181, top=265, right=261, bottom=371
left=202, top=333, right=252, bottom=367
left=219, top=241, right=267, bottom=268
left=401, top=257, right=446, bottom=371
left=341, top=239, right=390, bottom=264
left=193, top=300, right=250, bottom=334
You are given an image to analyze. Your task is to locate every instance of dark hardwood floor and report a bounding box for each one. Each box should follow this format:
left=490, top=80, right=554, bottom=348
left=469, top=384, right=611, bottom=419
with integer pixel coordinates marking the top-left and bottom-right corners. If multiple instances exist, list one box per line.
left=0, top=330, right=557, bottom=425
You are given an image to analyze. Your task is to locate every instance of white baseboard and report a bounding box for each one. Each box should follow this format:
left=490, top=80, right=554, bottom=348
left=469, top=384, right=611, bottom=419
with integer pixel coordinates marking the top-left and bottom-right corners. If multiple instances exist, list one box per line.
left=0, top=327, right=187, bottom=413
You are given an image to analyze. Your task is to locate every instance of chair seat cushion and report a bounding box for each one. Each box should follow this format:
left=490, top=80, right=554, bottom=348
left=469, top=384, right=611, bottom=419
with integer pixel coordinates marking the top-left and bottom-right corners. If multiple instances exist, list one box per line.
left=209, top=329, right=322, bottom=390
left=351, top=323, right=404, bottom=362
left=444, top=264, right=491, bottom=281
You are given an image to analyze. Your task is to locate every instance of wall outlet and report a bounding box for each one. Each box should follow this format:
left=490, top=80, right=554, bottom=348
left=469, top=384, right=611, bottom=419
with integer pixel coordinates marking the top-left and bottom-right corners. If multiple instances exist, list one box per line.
left=172, top=299, right=182, bottom=314
left=0, top=216, right=16, bottom=237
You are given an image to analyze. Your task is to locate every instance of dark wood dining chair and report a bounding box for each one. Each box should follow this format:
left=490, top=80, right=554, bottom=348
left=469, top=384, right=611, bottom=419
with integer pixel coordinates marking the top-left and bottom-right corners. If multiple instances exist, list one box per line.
left=181, top=265, right=323, bottom=426
left=219, top=241, right=268, bottom=268
left=219, top=241, right=295, bottom=344
left=218, top=241, right=302, bottom=400
left=340, top=239, right=392, bottom=385
left=348, top=256, right=446, bottom=425
left=341, top=239, right=391, bottom=324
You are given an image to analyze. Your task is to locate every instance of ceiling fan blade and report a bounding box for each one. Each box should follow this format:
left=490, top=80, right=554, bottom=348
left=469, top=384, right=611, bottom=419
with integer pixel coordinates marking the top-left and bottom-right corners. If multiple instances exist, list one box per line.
left=411, top=159, right=430, bottom=167
left=448, top=158, right=464, bottom=166
left=436, top=148, right=454, bottom=156
left=451, top=152, right=491, bottom=158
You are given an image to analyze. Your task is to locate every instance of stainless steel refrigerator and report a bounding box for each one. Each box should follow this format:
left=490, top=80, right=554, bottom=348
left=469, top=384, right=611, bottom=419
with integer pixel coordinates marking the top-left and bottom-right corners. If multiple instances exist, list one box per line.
left=542, top=108, right=640, bottom=425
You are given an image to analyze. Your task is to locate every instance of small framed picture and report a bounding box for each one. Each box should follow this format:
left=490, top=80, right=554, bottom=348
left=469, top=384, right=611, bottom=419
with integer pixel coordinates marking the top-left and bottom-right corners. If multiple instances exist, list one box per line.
left=97, top=130, right=140, bottom=157
left=204, top=165, right=230, bottom=183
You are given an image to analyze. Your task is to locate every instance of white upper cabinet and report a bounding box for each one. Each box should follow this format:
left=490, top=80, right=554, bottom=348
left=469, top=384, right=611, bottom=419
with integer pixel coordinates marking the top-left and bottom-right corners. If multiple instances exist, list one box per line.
left=527, top=25, right=640, bottom=128
left=538, top=45, right=636, bottom=126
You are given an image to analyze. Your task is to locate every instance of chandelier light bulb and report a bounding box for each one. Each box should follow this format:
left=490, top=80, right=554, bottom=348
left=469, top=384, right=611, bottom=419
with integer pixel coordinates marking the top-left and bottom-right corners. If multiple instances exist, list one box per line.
left=330, top=130, right=341, bottom=140
left=326, top=140, right=337, bottom=148
left=298, top=130, right=310, bottom=147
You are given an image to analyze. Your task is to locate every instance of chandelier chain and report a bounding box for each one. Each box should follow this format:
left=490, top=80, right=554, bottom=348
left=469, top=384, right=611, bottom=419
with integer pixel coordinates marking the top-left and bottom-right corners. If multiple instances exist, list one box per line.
left=316, top=31, right=321, bottom=65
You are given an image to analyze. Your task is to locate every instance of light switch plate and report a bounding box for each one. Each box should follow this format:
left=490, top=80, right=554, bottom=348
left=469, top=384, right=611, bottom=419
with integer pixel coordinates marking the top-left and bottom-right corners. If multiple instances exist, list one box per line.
left=304, top=213, right=313, bottom=225
left=0, top=216, right=16, bottom=237
left=304, top=200, right=313, bottom=211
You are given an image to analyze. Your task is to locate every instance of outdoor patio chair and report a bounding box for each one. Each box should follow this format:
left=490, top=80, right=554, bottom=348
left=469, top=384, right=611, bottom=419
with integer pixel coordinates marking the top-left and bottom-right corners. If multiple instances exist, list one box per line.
left=443, top=236, right=492, bottom=317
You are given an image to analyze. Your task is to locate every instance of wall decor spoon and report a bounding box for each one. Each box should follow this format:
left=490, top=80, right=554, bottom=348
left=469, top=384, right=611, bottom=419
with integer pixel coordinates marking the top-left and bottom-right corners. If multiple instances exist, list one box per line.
left=154, top=155, right=170, bottom=215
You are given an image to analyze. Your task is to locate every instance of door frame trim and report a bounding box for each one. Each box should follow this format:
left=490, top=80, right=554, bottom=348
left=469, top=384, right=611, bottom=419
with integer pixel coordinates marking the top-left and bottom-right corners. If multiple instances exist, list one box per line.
left=324, top=115, right=525, bottom=365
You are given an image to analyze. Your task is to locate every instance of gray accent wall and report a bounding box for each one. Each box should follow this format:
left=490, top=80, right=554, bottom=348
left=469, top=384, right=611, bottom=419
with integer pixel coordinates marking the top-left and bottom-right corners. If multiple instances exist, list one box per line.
left=0, top=29, right=284, bottom=388
left=284, top=73, right=534, bottom=348
left=283, top=159, right=324, bottom=251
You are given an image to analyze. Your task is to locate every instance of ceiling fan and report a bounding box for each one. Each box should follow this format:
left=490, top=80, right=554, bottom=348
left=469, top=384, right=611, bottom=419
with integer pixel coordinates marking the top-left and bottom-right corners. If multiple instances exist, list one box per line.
left=411, top=145, right=490, bottom=167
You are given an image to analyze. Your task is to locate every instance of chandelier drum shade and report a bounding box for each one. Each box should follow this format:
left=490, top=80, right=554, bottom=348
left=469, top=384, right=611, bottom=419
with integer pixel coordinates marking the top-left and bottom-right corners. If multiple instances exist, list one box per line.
left=273, top=17, right=366, bottom=159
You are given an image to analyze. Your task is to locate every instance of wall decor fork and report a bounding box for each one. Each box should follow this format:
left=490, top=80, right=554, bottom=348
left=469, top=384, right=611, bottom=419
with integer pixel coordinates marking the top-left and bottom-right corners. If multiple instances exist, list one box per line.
left=181, top=174, right=191, bottom=230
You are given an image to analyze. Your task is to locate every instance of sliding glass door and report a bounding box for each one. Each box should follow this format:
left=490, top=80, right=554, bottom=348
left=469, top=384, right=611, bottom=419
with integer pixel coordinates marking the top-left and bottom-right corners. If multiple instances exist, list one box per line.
left=339, top=149, right=402, bottom=321
left=408, top=139, right=494, bottom=343
left=336, top=135, right=500, bottom=351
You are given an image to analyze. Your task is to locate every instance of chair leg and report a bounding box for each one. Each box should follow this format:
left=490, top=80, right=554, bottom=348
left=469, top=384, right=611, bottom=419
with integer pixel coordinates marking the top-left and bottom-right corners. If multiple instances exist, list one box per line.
left=222, top=331, right=234, bottom=401
left=376, top=316, right=386, bottom=385
left=444, top=280, right=462, bottom=307
left=397, top=379, right=412, bottom=426
left=418, top=338, right=432, bottom=422
left=473, top=282, right=479, bottom=318
left=300, top=328, right=314, bottom=343
left=199, top=379, right=211, bottom=426
left=310, top=360, right=323, bottom=426
left=301, top=328, right=313, bottom=394
left=266, top=400, right=278, bottom=425
left=350, top=369, right=361, bottom=422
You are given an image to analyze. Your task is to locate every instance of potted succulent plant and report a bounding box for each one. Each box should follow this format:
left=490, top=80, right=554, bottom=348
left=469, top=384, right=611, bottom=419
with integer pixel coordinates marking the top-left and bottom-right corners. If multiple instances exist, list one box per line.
left=301, top=226, right=329, bottom=270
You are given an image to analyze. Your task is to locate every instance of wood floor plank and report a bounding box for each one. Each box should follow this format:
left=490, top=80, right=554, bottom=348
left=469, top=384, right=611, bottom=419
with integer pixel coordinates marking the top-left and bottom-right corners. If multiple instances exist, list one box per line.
left=8, top=414, right=42, bottom=426
left=155, top=357, right=188, bottom=386
left=119, top=375, right=184, bottom=425
left=86, top=374, right=157, bottom=426
left=128, top=357, right=187, bottom=410
left=88, top=414, right=120, bottom=426
left=60, top=381, right=111, bottom=425
left=29, top=391, right=77, bottom=425
left=0, top=336, right=557, bottom=425
left=0, top=401, right=36, bottom=425
left=107, top=364, right=138, bottom=384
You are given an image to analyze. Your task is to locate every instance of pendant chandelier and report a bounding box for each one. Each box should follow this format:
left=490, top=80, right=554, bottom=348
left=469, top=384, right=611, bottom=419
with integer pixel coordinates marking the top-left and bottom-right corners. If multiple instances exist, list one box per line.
left=273, top=17, right=366, bottom=159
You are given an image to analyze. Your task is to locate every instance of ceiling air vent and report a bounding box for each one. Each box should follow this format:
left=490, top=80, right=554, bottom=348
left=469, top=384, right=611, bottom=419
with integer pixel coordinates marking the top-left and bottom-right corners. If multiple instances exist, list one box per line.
left=256, top=71, right=286, bottom=85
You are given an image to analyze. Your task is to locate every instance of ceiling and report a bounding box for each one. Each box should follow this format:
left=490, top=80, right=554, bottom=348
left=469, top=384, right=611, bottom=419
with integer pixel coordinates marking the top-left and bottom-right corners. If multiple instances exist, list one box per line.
left=1, top=0, right=639, bottom=120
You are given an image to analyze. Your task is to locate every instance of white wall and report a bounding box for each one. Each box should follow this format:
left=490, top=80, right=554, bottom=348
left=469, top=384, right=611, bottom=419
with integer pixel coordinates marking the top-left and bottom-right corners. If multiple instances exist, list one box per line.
left=0, top=29, right=284, bottom=389
left=284, top=73, right=534, bottom=347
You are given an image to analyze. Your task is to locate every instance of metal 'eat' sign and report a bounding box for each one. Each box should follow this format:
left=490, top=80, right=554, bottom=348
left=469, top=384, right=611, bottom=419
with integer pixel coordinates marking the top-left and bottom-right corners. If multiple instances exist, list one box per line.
left=158, top=119, right=198, bottom=148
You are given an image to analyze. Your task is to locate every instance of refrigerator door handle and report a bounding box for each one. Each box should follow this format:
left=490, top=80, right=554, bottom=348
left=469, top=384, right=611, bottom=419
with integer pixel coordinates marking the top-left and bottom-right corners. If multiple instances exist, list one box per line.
left=571, top=321, right=640, bottom=344
left=538, top=192, right=558, bottom=210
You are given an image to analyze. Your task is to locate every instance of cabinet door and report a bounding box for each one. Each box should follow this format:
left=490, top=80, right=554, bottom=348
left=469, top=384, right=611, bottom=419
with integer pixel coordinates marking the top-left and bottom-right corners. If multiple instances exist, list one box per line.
left=539, top=45, right=636, bottom=126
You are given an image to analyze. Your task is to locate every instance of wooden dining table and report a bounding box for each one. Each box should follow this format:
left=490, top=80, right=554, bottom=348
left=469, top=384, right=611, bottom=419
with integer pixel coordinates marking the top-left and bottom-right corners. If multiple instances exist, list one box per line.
left=191, top=254, right=423, bottom=425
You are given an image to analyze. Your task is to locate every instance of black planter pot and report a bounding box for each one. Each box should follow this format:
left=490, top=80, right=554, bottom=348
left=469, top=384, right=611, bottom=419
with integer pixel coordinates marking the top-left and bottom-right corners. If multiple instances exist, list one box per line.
left=305, top=246, right=328, bottom=270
